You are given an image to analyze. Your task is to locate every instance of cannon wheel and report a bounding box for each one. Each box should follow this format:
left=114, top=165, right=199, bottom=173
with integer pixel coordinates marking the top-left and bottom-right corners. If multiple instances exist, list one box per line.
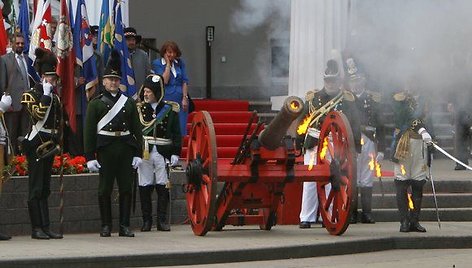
left=316, top=111, right=357, bottom=235
left=185, top=111, right=218, bottom=236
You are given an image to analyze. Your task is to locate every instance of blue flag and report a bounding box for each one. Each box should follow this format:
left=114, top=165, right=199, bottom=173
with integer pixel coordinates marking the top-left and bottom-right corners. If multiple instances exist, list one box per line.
left=18, top=0, right=40, bottom=83
left=114, top=2, right=136, bottom=98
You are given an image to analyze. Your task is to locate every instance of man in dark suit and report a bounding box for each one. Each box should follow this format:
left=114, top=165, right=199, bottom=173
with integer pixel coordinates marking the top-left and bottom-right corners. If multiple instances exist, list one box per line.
left=0, top=33, right=31, bottom=155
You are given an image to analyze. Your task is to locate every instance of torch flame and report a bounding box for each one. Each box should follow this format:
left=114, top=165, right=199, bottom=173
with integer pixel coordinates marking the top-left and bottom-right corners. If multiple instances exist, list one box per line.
left=297, top=115, right=312, bottom=135
left=400, top=165, right=406, bottom=176
left=375, top=162, right=382, bottom=177
left=361, top=137, right=364, bottom=145
left=407, top=193, right=414, bottom=209
left=319, top=137, right=329, bottom=160
left=368, top=154, right=375, bottom=171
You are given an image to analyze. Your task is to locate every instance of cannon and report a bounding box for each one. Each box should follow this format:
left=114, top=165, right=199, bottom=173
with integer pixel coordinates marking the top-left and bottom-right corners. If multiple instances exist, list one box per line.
left=184, top=96, right=357, bottom=236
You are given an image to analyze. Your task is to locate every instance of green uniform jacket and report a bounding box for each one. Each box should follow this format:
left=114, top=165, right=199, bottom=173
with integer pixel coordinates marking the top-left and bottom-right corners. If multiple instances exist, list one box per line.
left=138, top=101, right=181, bottom=159
left=84, top=91, right=143, bottom=161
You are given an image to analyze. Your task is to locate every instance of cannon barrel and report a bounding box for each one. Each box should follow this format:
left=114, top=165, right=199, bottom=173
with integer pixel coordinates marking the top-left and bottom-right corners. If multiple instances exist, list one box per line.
left=258, top=96, right=304, bottom=150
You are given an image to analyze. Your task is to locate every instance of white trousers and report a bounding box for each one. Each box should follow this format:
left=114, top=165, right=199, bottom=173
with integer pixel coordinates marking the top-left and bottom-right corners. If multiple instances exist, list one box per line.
left=394, top=138, right=428, bottom=181
left=137, top=147, right=168, bottom=186
left=357, top=133, right=376, bottom=188
left=299, top=147, right=332, bottom=222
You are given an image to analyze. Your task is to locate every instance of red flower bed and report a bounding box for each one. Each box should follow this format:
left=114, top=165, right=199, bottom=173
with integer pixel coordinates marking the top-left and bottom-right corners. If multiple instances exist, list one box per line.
left=5, top=154, right=88, bottom=176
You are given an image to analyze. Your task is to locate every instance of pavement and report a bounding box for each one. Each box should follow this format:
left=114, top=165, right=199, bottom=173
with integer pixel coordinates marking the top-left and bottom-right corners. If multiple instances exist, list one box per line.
left=1, top=158, right=472, bottom=268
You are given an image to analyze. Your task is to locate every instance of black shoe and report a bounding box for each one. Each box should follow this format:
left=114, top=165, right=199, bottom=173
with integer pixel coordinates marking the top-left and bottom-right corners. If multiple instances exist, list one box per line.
left=360, top=212, right=375, bottom=224
left=299, top=221, right=311, bottom=229
left=141, top=220, right=152, bottom=232
left=43, top=228, right=63, bottom=239
left=0, top=233, right=11, bottom=240
left=119, top=225, right=135, bottom=237
left=399, top=220, right=410, bottom=233
left=100, top=225, right=111, bottom=237
left=349, top=211, right=358, bottom=224
left=32, top=228, right=50, bottom=239
left=156, top=221, right=170, bottom=232
left=409, top=222, right=427, bottom=232
left=455, top=164, right=466, bottom=170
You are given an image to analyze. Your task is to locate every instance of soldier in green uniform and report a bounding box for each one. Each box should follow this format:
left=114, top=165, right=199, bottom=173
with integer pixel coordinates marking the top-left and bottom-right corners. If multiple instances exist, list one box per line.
left=390, top=80, right=433, bottom=233
left=84, top=50, right=143, bottom=237
left=298, top=59, right=362, bottom=228
left=136, top=74, right=181, bottom=232
left=21, top=48, right=63, bottom=239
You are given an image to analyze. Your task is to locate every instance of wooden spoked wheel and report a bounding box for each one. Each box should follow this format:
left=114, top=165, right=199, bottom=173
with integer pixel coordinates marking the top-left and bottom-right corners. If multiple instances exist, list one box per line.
left=316, top=111, right=357, bottom=235
left=185, top=111, right=218, bottom=236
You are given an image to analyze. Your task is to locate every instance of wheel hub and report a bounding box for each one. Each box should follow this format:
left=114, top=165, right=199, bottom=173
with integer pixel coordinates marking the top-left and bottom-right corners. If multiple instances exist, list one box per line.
left=186, top=153, right=204, bottom=188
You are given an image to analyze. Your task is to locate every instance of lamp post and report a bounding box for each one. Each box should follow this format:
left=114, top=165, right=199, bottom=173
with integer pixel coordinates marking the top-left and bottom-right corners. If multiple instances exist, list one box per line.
left=205, top=26, right=214, bottom=99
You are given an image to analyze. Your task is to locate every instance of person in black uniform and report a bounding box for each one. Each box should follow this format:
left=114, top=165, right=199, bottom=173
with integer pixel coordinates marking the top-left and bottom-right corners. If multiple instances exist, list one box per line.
left=298, top=59, right=362, bottom=228
left=20, top=48, right=63, bottom=239
left=84, top=50, right=143, bottom=237
left=137, top=74, right=181, bottom=232
left=345, top=58, right=385, bottom=224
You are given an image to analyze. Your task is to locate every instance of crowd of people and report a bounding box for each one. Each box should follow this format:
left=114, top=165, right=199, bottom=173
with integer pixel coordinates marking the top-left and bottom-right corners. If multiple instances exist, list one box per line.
left=0, top=25, right=189, bottom=240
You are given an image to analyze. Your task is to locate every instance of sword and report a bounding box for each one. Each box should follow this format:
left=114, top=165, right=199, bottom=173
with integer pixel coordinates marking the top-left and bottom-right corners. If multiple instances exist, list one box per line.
left=432, top=143, right=472, bottom=171
left=427, top=145, right=441, bottom=229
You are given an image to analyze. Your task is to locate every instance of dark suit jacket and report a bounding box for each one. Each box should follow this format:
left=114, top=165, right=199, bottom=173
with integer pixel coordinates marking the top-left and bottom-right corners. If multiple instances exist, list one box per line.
left=0, top=52, right=31, bottom=112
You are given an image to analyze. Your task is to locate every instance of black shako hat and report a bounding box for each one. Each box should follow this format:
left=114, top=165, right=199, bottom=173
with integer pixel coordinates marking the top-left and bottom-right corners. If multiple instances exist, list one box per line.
left=139, top=74, right=164, bottom=104
left=34, top=48, right=58, bottom=76
left=103, top=49, right=122, bottom=79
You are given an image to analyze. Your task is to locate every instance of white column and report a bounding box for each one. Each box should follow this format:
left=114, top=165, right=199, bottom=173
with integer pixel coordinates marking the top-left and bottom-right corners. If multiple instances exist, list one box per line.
left=287, top=0, right=350, bottom=99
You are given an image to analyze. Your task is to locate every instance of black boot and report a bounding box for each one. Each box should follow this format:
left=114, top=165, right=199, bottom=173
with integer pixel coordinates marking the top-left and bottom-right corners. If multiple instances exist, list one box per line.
left=28, top=199, right=49, bottom=239
left=349, top=188, right=359, bottom=224
left=360, top=187, right=375, bottom=224
left=39, top=199, right=63, bottom=239
left=0, top=232, right=11, bottom=240
left=139, top=186, right=153, bottom=232
left=409, top=180, right=427, bottom=232
left=156, top=184, right=170, bottom=231
left=98, top=196, right=112, bottom=237
left=395, top=180, right=410, bottom=232
left=119, top=194, right=135, bottom=237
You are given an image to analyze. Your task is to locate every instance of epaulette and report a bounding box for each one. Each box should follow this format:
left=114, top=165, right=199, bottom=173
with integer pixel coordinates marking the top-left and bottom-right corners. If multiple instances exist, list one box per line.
left=393, top=92, right=406, bottom=101
left=305, top=89, right=317, bottom=102
left=164, top=100, right=180, bottom=112
left=91, top=93, right=104, bottom=101
left=367, top=90, right=381, bottom=102
left=342, top=90, right=355, bottom=102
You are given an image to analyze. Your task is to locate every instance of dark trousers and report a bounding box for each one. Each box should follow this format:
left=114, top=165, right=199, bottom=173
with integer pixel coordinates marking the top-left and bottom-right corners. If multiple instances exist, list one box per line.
left=454, top=112, right=472, bottom=163
left=25, top=146, right=54, bottom=201
left=5, top=109, right=30, bottom=155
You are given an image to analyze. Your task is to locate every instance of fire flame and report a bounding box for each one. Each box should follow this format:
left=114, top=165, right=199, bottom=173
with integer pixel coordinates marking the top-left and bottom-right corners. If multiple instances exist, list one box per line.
left=407, top=193, right=414, bottom=209
left=319, top=137, right=329, bottom=160
left=368, top=154, right=375, bottom=171
left=290, top=100, right=300, bottom=110
left=375, top=162, right=382, bottom=177
left=361, top=138, right=364, bottom=146
left=297, top=115, right=311, bottom=135
left=400, top=165, right=406, bottom=176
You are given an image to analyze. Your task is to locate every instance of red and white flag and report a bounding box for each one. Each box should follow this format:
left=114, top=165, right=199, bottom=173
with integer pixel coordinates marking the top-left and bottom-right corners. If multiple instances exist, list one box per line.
left=56, top=0, right=77, bottom=132
left=0, top=1, right=8, bottom=55
left=29, top=0, right=53, bottom=61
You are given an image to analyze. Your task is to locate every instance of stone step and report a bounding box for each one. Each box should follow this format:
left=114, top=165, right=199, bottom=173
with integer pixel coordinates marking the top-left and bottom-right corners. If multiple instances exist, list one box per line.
left=371, top=207, right=472, bottom=222
left=368, top=193, right=472, bottom=209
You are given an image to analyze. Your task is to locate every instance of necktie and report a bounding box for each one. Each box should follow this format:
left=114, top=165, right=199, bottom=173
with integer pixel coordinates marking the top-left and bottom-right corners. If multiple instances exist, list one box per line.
left=17, top=54, right=28, bottom=84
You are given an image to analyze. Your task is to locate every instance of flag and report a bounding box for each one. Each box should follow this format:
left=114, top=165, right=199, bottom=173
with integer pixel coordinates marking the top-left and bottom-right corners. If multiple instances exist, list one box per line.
left=0, top=1, right=8, bottom=55
left=18, top=0, right=40, bottom=82
left=28, top=0, right=53, bottom=61
left=73, top=0, right=97, bottom=127
left=114, top=1, right=136, bottom=98
left=98, top=0, right=113, bottom=64
left=56, top=0, right=76, bottom=132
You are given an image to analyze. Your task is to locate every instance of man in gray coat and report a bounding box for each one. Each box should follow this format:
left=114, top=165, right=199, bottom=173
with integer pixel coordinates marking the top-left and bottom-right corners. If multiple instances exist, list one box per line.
left=124, top=27, right=151, bottom=99
left=0, top=33, right=31, bottom=155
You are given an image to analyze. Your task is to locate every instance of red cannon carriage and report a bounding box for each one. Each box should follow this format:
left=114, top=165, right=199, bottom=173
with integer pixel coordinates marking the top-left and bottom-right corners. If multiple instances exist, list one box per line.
left=184, top=96, right=357, bottom=236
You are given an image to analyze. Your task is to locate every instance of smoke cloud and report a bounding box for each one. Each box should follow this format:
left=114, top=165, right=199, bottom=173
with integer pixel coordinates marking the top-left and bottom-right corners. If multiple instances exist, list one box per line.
left=349, top=0, right=472, bottom=99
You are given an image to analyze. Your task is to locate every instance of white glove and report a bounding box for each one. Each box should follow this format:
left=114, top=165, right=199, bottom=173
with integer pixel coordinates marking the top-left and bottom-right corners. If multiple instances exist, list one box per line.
left=307, top=127, right=320, bottom=139
left=0, top=94, right=12, bottom=112
left=132, top=157, right=142, bottom=169
left=170, top=155, right=179, bottom=166
left=376, top=152, right=384, bottom=163
left=42, top=80, right=53, bottom=95
left=418, top=127, right=432, bottom=144
left=87, top=160, right=101, bottom=172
